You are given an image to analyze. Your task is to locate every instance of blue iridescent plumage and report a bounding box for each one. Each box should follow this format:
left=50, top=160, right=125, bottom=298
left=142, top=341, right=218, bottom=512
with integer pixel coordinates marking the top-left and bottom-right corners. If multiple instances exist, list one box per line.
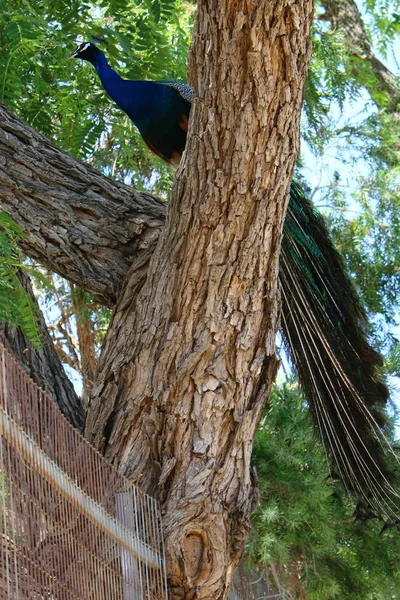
left=69, top=43, right=190, bottom=166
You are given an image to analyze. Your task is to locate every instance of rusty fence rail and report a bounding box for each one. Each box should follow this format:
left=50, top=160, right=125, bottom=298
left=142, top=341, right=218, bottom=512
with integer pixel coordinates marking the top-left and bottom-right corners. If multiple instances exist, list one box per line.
left=0, top=343, right=168, bottom=599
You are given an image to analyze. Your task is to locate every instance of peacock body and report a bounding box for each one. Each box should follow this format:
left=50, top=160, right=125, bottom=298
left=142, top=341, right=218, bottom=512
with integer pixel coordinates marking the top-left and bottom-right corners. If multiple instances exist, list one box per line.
left=70, top=43, right=190, bottom=166
left=70, top=42, right=399, bottom=516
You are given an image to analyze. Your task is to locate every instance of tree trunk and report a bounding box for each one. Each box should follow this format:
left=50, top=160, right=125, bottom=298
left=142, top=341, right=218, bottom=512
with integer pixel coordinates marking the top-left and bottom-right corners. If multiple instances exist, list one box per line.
left=84, top=2, right=313, bottom=597
left=0, top=2, right=313, bottom=596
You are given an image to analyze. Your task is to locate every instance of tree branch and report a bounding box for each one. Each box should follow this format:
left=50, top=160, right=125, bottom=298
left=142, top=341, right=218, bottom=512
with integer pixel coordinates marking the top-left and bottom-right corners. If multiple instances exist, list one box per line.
left=0, top=103, right=166, bottom=306
left=319, top=0, right=400, bottom=107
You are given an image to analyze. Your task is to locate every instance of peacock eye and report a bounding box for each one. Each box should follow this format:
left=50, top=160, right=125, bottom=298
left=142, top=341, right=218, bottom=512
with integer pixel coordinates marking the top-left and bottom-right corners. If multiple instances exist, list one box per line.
left=79, top=43, right=91, bottom=53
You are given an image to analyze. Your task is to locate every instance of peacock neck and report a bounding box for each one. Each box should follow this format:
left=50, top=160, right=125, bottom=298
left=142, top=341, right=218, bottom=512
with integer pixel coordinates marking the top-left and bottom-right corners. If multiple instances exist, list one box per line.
left=91, top=52, right=134, bottom=114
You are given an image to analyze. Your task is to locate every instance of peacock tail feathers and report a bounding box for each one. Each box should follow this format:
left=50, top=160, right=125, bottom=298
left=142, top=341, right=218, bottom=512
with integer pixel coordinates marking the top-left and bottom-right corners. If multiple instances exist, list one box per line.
left=281, top=181, right=399, bottom=516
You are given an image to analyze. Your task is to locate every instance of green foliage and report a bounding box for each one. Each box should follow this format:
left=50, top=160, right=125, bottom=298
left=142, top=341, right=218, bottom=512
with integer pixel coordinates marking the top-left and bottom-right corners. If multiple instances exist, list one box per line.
left=0, top=213, right=41, bottom=345
left=310, top=109, right=400, bottom=360
left=303, top=25, right=357, bottom=150
left=364, top=0, right=400, bottom=55
left=249, top=383, right=400, bottom=599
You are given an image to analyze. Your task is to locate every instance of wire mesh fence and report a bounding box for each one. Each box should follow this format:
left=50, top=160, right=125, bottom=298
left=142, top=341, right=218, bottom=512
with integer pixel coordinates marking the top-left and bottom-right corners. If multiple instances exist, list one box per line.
left=0, top=343, right=168, bottom=599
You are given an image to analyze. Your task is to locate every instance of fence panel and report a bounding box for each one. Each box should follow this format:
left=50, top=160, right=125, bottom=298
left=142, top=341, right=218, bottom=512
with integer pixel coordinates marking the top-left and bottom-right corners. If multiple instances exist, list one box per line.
left=0, top=344, right=168, bottom=600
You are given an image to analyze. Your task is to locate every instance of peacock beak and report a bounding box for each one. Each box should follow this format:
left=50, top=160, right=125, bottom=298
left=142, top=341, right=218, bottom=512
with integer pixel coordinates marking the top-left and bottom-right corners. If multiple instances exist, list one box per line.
left=68, top=49, right=79, bottom=59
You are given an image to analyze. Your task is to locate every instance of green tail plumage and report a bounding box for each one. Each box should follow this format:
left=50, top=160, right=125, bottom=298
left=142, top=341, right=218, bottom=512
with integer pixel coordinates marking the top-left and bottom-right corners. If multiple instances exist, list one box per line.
left=280, top=182, right=399, bottom=515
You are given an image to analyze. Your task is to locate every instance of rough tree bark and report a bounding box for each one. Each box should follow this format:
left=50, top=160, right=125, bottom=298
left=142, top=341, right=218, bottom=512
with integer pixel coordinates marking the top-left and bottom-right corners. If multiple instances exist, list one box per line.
left=0, top=1, right=313, bottom=597
left=0, top=104, right=166, bottom=305
left=83, top=2, right=313, bottom=597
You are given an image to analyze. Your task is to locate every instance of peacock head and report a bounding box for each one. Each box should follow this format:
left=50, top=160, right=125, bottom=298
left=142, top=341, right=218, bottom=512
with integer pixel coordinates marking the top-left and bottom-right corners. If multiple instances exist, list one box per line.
left=69, top=42, right=100, bottom=63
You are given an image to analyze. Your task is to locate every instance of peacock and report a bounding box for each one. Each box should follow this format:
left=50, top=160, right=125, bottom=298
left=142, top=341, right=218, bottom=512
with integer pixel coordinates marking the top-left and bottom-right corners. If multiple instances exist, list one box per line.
left=70, top=41, right=399, bottom=516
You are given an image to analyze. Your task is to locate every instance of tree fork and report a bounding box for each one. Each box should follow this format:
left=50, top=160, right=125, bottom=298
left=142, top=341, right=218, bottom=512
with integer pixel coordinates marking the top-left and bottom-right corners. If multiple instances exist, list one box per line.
left=85, top=2, right=313, bottom=597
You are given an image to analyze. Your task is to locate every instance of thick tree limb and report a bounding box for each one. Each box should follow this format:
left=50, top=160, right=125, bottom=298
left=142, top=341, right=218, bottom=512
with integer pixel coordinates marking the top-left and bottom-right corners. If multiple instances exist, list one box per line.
left=0, top=103, right=158, bottom=430
left=319, top=0, right=400, bottom=106
left=0, top=271, right=84, bottom=430
left=0, top=103, right=166, bottom=306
